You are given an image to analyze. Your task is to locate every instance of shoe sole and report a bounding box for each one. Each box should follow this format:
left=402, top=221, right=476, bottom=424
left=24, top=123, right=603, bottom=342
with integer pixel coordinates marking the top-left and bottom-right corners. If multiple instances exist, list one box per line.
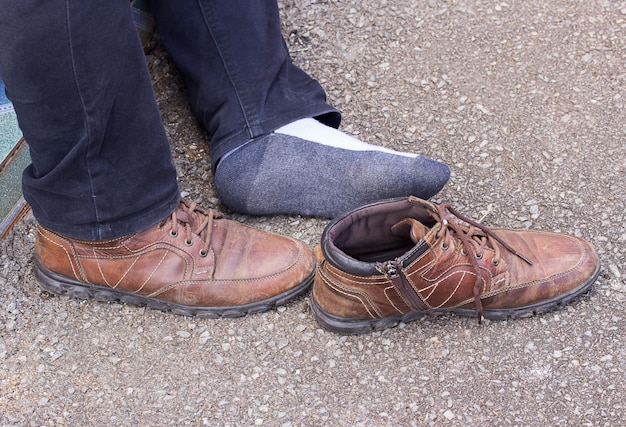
left=34, top=258, right=314, bottom=318
left=311, top=262, right=601, bottom=334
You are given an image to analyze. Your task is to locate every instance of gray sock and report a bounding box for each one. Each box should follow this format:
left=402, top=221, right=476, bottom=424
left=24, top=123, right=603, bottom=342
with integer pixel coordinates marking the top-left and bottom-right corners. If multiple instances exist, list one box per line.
left=214, top=133, right=450, bottom=218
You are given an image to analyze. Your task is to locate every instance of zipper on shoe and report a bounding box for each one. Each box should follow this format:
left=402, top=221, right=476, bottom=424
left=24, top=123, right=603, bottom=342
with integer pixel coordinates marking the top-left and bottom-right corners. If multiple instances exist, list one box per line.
left=379, top=260, right=426, bottom=311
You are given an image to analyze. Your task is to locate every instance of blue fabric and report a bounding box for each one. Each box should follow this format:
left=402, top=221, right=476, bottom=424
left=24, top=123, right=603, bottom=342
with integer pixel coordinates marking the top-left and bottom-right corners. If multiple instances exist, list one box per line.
left=0, top=0, right=338, bottom=239
left=0, top=0, right=180, bottom=239
left=0, top=79, right=11, bottom=109
left=150, top=0, right=340, bottom=169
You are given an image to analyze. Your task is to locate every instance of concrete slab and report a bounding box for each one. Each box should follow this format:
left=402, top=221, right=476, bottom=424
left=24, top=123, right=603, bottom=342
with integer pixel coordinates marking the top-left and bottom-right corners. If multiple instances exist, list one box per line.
left=1, top=1, right=624, bottom=425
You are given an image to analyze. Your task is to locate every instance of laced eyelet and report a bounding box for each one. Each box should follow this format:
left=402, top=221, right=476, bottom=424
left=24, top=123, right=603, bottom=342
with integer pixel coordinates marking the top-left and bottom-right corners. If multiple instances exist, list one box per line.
left=441, top=242, right=449, bottom=250
left=461, top=249, right=468, bottom=257
left=185, top=239, right=193, bottom=246
left=199, top=249, right=208, bottom=257
left=475, top=253, right=483, bottom=260
left=492, top=259, right=500, bottom=266
left=170, top=230, right=178, bottom=238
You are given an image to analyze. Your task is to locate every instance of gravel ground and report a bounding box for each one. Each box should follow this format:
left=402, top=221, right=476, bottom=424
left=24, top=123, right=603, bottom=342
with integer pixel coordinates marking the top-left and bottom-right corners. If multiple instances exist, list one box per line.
left=1, top=0, right=625, bottom=425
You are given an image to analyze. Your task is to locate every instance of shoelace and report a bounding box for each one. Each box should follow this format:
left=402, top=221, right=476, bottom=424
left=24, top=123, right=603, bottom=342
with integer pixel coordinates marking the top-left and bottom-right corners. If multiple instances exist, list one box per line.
left=430, top=203, right=533, bottom=322
left=165, top=199, right=218, bottom=257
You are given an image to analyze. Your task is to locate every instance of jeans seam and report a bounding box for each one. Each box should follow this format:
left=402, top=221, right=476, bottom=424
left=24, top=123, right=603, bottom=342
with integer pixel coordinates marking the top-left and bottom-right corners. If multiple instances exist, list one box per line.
left=196, top=0, right=254, bottom=140
left=64, top=0, right=101, bottom=233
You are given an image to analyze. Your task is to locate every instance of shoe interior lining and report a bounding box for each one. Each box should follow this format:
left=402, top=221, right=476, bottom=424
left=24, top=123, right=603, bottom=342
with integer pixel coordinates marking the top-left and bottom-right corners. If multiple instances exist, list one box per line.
left=329, top=198, right=435, bottom=263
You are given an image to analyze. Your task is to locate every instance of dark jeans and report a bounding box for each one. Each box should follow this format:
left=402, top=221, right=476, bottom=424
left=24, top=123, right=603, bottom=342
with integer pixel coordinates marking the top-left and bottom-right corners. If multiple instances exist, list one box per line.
left=0, top=0, right=339, bottom=240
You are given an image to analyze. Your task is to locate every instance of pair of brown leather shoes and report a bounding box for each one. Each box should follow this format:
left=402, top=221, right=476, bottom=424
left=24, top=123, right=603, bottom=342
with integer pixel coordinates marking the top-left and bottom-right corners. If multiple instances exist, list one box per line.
left=34, top=197, right=600, bottom=332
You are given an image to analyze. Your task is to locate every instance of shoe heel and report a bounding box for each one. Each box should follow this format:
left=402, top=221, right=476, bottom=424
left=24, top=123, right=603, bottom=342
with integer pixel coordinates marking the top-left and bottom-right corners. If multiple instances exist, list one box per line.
left=33, top=258, right=69, bottom=296
left=33, top=258, right=95, bottom=299
left=310, top=297, right=380, bottom=334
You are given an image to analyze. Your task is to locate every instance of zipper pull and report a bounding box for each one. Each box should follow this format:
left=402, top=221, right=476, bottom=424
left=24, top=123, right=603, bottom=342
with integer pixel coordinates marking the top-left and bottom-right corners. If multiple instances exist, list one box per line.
left=377, top=260, right=426, bottom=311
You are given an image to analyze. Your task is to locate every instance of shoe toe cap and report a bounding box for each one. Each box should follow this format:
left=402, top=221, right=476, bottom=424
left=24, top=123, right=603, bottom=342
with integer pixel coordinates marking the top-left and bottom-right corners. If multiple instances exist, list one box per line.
left=491, top=229, right=600, bottom=306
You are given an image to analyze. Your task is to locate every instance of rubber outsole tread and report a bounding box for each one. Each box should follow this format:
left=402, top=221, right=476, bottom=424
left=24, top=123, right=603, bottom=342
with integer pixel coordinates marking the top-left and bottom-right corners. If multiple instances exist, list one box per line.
left=34, top=258, right=314, bottom=318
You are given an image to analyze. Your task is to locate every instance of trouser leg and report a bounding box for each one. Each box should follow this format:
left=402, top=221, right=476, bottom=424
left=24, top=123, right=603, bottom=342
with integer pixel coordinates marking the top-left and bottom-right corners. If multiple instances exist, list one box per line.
left=150, top=0, right=340, bottom=169
left=0, top=0, right=180, bottom=239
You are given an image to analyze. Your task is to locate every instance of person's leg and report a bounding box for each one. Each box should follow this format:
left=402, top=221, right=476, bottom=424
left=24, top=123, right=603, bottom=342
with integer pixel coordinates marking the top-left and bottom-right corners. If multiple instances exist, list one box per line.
left=0, top=0, right=180, bottom=240
left=149, top=0, right=340, bottom=168
left=151, top=0, right=450, bottom=218
left=0, top=0, right=317, bottom=316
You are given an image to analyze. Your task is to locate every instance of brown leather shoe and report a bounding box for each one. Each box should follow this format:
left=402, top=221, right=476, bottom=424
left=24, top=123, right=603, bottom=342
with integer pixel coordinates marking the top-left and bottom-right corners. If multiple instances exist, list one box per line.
left=34, top=199, right=315, bottom=317
left=311, top=196, right=600, bottom=334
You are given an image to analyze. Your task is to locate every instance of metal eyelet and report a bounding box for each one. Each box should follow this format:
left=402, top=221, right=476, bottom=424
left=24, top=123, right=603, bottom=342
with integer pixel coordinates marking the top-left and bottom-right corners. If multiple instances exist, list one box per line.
left=199, top=249, right=208, bottom=257
left=492, top=259, right=500, bottom=266
left=170, top=230, right=178, bottom=238
left=185, top=239, right=193, bottom=247
left=441, top=242, right=449, bottom=250
left=475, top=253, right=483, bottom=260
left=461, top=249, right=468, bottom=257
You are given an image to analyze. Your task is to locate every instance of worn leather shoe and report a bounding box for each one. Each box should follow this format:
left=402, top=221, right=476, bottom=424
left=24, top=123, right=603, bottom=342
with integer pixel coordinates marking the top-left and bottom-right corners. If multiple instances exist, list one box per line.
left=311, top=196, right=600, bottom=334
left=34, top=199, right=315, bottom=317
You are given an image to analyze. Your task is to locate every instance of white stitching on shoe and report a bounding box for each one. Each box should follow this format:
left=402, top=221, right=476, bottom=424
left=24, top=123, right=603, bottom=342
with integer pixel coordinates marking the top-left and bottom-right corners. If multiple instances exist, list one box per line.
left=37, top=227, right=83, bottom=282
left=318, top=266, right=383, bottom=318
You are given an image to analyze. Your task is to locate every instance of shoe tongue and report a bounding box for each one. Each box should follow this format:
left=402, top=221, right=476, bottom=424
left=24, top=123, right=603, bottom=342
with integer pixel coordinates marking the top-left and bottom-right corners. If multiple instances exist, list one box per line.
left=390, top=217, right=431, bottom=244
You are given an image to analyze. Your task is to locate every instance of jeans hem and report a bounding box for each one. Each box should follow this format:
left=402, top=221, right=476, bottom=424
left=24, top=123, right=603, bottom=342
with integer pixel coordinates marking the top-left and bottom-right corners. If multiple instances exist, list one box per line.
left=35, top=191, right=181, bottom=241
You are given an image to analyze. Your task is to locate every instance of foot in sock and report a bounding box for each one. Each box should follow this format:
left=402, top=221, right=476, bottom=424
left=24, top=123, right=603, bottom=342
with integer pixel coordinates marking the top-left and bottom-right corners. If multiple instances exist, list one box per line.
left=214, top=118, right=450, bottom=218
